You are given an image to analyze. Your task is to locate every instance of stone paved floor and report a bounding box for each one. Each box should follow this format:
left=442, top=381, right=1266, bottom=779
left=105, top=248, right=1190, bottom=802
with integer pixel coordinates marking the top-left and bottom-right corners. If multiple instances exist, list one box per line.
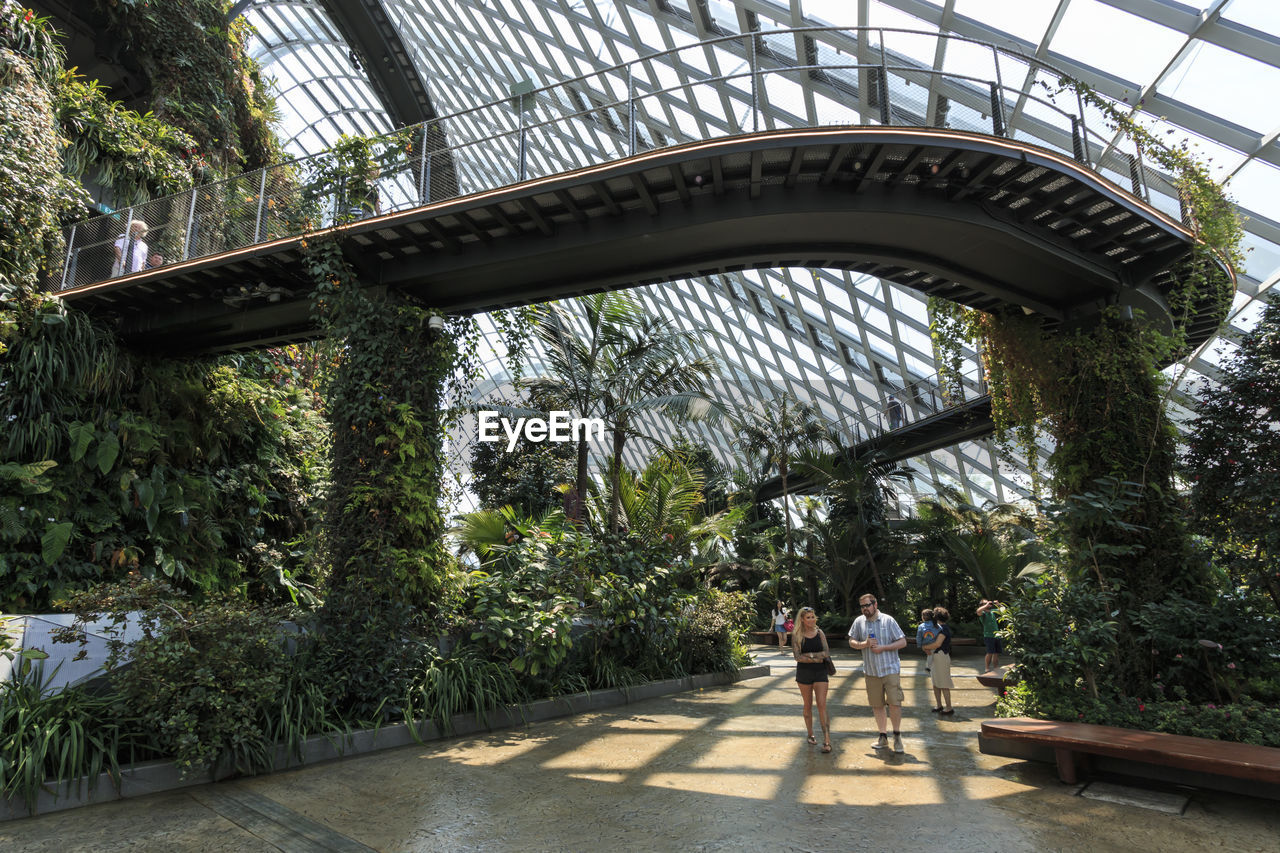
left=2, top=648, right=1277, bottom=852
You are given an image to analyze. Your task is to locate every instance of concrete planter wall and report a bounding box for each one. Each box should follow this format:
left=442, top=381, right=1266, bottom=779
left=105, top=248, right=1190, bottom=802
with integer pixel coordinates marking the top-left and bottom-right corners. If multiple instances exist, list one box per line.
left=0, top=664, right=768, bottom=822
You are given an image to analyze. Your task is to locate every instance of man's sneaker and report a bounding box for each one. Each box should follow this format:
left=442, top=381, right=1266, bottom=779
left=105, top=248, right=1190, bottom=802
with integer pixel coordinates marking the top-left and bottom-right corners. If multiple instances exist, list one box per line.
left=892, top=734, right=904, bottom=754
left=873, top=732, right=889, bottom=750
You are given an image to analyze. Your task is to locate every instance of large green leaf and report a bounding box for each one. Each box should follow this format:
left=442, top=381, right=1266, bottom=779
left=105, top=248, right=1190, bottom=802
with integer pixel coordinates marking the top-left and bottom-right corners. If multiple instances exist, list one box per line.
left=41, top=521, right=73, bottom=564
left=68, top=421, right=95, bottom=462
left=96, top=432, right=120, bottom=474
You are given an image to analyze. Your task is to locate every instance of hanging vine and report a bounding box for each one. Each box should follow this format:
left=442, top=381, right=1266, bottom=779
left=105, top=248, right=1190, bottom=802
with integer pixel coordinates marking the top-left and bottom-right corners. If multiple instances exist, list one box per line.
left=929, top=76, right=1243, bottom=488
left=927, top=75, right=1243, bottom=695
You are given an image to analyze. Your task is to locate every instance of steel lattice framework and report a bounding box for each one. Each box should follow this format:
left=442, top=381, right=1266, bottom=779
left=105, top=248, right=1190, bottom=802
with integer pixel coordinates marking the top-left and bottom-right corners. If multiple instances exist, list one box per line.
left=241, top=0, right=1280, bottom=509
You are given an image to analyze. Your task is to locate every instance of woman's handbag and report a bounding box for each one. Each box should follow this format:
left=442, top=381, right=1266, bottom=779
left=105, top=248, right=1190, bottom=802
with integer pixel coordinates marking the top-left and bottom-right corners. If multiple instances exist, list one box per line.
left=824, top=657, right=837, bottom=676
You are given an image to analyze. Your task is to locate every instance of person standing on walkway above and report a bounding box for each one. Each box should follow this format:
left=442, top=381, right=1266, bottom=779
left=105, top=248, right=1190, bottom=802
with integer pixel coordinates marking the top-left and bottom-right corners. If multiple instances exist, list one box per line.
left=791, top=606, right=833, bottom=753
left=771, top=601, right=789, bottom=647
left=111, top=219, right=149, bottom=277
left=924, top=607, right=954, bottom=714
left=848, top=593, right=908, bottom=753
left=977, top=599, right=1004, bottom=672
left=885, top=394, right=904, bottom=430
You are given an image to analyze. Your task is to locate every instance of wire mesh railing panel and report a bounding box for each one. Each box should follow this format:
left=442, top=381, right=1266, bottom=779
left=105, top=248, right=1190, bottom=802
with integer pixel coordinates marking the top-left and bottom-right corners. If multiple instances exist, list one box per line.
left=884, top=68, right=930, bottom=127
left=934, top=89, right=990, bottom=134
left=443, top=134, right=518, bottom=195
left=758, top=70, right=811, bottom=129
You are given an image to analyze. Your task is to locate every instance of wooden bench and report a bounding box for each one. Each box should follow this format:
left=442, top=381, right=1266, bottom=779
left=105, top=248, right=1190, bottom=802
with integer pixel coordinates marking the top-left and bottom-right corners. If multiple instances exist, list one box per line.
left=975, top=669, right=1018, bottom=689
left=749, top=631, right=787, bottom=646
left=981, top=717, right=1280, bottom=798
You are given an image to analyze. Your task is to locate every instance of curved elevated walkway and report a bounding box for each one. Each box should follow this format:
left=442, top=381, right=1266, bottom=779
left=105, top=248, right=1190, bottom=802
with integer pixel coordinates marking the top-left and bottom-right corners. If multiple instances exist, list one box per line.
left=756, top=393, right=994, bottom=502
left=60, top=126, right=1223, bottom=355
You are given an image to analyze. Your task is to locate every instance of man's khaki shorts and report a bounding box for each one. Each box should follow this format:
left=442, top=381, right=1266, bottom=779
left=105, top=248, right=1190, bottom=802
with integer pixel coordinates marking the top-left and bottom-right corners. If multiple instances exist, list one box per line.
left=864, top=673, right=904, bottom=708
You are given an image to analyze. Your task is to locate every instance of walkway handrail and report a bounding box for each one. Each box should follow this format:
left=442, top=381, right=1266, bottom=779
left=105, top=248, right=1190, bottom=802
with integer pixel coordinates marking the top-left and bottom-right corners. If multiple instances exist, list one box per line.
left=816, top=363, right=988, bottom=451
left=48, top=26, right=1173, bottom=293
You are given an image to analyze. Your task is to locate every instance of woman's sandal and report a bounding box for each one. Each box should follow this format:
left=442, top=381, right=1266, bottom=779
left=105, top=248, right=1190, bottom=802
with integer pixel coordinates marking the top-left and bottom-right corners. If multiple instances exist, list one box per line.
left=941, top=708, right=955, bottom=715
left=930, top=707, right=943, bottom=713
left=807, top=734, right=817, bottom=745
left=821, top=741, right=832, bottom=753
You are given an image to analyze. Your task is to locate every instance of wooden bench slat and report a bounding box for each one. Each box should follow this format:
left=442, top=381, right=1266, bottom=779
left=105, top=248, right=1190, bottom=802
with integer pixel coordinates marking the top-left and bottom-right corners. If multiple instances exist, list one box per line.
left=982, top=717, right=1280, bottom=785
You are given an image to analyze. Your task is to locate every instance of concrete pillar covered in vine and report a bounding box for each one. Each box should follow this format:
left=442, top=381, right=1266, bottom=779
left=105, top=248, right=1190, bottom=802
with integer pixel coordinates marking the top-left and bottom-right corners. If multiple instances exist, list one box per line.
left=972, top=306, right=1211, bottom=693
left=303, top=240, right=456, bottom=607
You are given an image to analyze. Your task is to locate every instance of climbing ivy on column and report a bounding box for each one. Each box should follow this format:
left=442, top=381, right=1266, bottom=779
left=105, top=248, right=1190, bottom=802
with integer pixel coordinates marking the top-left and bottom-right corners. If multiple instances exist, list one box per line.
left=927, top=85, right=1242, bottom=695
left=305, top=239, right=457, bottom=604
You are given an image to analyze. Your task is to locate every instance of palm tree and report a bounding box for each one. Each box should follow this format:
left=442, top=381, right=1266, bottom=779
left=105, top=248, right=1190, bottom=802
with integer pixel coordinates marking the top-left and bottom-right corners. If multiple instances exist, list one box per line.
left=914, top=485, right=1037, bottom=598
left=591, top=452, right=743, bottom=568
left=527, top=293, right=718, bottom=532
left=736, top=395, right=829, bottom=603
left=795, top=447, right=911, bottom=611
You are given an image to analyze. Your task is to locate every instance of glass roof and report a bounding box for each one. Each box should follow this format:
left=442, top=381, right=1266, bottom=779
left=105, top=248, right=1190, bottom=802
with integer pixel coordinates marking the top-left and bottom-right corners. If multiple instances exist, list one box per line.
left=242, top=0, right=1280, bottom=508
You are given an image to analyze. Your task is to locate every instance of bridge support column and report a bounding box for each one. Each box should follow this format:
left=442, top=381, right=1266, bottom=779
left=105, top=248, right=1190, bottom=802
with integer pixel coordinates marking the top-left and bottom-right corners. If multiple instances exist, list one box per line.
left=984, top=307, right=1207, bottom=693
left=321, top=290, right=454, bottom=607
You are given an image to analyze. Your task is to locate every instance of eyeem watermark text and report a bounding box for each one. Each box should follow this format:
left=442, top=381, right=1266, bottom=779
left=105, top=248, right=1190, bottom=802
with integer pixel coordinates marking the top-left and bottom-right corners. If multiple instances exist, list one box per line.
left=477, top=411, right=605, bottom=452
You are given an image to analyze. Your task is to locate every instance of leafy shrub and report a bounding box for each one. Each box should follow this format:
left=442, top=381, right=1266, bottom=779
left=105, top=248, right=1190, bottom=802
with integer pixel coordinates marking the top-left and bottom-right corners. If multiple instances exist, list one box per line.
left=1131, top=590, right=1280, bottom=704
left=1001, top=568, right=1118, bottom=702
left=0, top=661, right=141, bottom=814
left=293, top=583, right=427, bottom=723
left=677, top=588, right=753, bottom=675
left=403, top=645, right=525, bottom=734
left=56, top=578, right=292, bottom=776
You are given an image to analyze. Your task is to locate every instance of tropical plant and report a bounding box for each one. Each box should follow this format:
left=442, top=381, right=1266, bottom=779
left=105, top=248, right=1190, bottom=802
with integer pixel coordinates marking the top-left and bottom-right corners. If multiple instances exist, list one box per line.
left=0, top=660, right=138, bottom=815
left=55, top=579, right=295, bottom=777
left=1184, top=293, right=1280, bottom=617
left=526, top=292, right=719, bottom=531
left=675, top=588, right=753, bottom=675
left=403, top=645, right=526, bottom=735
left=913, top=485, right=1038, bottom=599
left=469, top=388, right=577, bottom=518
left=593, top=452, right=743, bottom=569
left=793, top=448, right=910, bottom=612
left=0, top=286, right=328, bottom=610
left=736, top=394, right=829, bottom=603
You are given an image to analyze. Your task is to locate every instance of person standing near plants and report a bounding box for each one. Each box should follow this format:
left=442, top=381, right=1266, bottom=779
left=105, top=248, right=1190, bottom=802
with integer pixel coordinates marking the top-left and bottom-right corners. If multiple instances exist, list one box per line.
left=848, top=593, right=908, bottom=753
left=792, top=606, right=833, bottom=753
left=924, top=607, right=955, bottom=714
left=772, top=600, right=789, bottom=647
left=978, top=599, right=1004, bottom=672
left=916, top=608, right=938, bottom=674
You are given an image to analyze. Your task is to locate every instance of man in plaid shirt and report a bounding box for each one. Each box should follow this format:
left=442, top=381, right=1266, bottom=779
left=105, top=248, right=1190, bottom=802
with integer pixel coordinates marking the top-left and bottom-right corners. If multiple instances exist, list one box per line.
left=848, top=593, right=908, bottom=754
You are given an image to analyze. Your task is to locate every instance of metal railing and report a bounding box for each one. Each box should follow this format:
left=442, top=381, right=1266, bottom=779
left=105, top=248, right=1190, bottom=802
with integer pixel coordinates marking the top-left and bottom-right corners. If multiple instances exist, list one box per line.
left=49, top=27, right=1169, bottom=292
left=819, top=364, right=989, bottom=450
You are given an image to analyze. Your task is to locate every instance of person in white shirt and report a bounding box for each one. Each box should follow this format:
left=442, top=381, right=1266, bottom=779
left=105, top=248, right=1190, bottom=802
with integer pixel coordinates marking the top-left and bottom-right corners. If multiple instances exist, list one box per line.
left=112, top=220, right=149, bottom=276
left=847, top=593, right=908, bottom=753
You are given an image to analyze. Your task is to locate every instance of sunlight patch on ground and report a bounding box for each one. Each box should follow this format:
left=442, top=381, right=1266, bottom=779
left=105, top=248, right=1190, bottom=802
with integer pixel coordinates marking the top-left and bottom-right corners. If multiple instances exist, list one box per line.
left=540, top=733, right=686, bottom=770
left=431, top=732, right=551, bottom=766
left=800, top=773, right=944, bottom=806
left=687, top=735, right=802, bottom=769
left=643, top=772, right=782, bottom=800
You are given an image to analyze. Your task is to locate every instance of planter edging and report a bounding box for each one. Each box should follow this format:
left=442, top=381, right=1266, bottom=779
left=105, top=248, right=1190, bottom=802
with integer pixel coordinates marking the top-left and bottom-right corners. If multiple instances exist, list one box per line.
left=1, top=664, right=768, bottom=821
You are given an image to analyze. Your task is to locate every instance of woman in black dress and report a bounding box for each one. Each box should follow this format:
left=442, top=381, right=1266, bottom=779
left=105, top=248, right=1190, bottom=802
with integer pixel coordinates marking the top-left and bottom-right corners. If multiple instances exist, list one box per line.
left=791, top=606, right=833, bottom=752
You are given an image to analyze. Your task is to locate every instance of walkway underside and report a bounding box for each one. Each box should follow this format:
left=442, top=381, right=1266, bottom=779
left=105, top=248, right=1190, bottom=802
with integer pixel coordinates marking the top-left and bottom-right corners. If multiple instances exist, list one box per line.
left=60, top=127, right=1228, bottom=355
left=755, top=396, right=995, bottom=503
